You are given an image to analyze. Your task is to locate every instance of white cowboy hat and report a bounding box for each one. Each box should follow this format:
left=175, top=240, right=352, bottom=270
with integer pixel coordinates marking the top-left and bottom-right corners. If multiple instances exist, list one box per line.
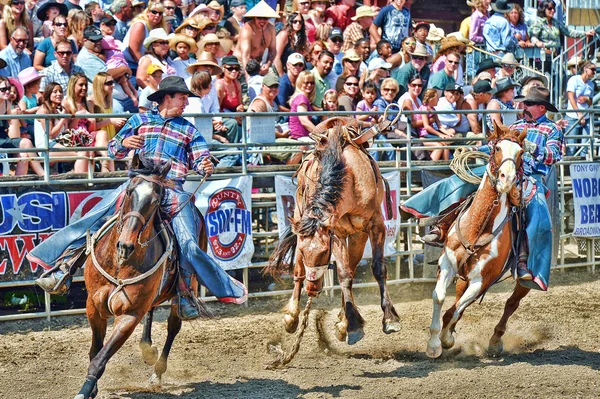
left=143, top=28, right=169, bottom=49
left=426, top=24, right=445, bottom=42
left=245, top=0, right=279, bottom=18
left=188, top=3, right=210, bottom=18
left=409, top=43, right=433, bottom=62
left=500, top=52, right=519, bottom=66
left=351, top=6, right=377, bottom=21
left=197, top=33, right=233, bottom=55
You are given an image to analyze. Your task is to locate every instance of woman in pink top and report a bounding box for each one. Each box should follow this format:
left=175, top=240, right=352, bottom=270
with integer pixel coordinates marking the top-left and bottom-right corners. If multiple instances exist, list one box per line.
left=289, top=70, right=317, bottom=140
left=469, top=0, right=490, bottom=44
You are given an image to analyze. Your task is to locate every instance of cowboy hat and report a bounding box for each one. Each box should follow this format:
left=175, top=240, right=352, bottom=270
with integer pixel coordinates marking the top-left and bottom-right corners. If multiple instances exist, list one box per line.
left=198, top=33, right=233, bottom=54
left=245, top=0, right=278, bottom=18
left=476, top=58, right=500, bottom=75
left=36, top=1, right=68, bottom=21
left=409, top=43, right=433, bottom=62
left=351, top=5, right=377, bottom=21
left=446, top=31, right=470, bottom=44
left=437, top=36, right=467, bottom=55
left=514, top=86, right=557, bottom=112
left=494, top=76, right=520, bottom=94
left=520, top=74, right=547, bottom=88
left=17, top=67, right=42, bottom=88
left=567, top=55, right=584, bottom=68
left=147, top=76, right=197, bottom=102
left=342, top=49, right=361, bottom=62
left=169, top=34, right=198, bottom=53
left=101, top=35, right=120, bottom=51
left=7, top=77, right=24, bottom=100
left=500, top=52, right=519, bottom=66
left=143, top=28, right=169, bottom=49
left=186, top=51, right=223, bottom=75
left=491, top=0, right=513, bottom=14
left=175, top=18, right=202, bottom=34
left=207, top=0, right=225, bottom=19
left=426, top=24, right=445, bottom=42
left=188, top=3, right=210, bottom=18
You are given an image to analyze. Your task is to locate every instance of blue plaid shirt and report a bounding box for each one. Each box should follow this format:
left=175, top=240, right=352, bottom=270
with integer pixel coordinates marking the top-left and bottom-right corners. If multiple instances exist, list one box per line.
left=479, top=114, right=565, bottom=176
left=108, top=108, right=210, bottom=181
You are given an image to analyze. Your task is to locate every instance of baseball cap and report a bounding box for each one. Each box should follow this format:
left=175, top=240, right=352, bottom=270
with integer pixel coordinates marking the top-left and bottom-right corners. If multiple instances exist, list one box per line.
left=263, top=74, right=280, bottom=87
left=100, top=16, right=116, bottom=25
left=444, top=82, right=463, bottom=92
left=147, top=64, right=164, bottom=75
left=83, top=26, right=103, bottom=41
left=329, top=27, right=343, bottom=39
left=472, top=79, right=495, bottom=94
left=287, top=52, right=305, bottom=66
left=368, top=57, right=392, bottom=71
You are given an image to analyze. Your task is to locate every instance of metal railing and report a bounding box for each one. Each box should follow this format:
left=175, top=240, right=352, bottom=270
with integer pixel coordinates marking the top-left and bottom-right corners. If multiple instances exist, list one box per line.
left=0, top=107, right=598, bottom=322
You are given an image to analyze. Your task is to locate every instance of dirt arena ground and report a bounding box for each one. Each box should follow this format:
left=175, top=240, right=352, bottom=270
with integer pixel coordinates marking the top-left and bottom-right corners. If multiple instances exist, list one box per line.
left=1, top=269, right=600, bottom=399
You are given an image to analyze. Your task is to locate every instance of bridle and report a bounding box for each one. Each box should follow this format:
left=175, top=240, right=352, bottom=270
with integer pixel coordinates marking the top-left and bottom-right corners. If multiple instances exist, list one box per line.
left=486, top=137, right=524, bottom=190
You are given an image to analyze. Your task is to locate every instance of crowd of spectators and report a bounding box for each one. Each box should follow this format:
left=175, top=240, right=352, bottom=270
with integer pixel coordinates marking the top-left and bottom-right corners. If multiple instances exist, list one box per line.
left=0, top=0, right=597, bottom=174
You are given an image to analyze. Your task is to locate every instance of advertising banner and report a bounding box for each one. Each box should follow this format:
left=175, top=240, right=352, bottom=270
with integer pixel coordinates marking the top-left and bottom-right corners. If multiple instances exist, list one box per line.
left=570, top=163, right=600, bottom=237
left=274, top=172, right=400, bottom=258
left=185, top=176, right=254, bottom=270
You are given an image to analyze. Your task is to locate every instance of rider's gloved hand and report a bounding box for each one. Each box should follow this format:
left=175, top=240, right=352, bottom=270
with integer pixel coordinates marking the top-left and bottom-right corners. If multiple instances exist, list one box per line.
left=200, top=156, right=214, bottom=176
left=523, top=139, right=537, bottom=154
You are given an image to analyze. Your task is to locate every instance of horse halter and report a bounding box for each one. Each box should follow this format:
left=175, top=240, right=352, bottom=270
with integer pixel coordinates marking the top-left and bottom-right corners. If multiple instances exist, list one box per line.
left=303, top=229, right=335, bottom=282
left=486, top=138, right=524, bottom=189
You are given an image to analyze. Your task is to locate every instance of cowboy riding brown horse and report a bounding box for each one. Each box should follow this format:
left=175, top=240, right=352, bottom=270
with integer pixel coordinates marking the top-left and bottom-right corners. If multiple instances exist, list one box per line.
left=267, top=117, right=400, bottom=349
left=74, top=156, right=208, bottom=399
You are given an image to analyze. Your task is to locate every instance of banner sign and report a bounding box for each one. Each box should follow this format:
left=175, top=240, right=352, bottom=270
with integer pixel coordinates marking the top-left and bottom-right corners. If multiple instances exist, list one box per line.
left=570, top=163, right=600, bottom=237
left=274, top=172, right=400, bottom=258
left=185, top=176, right=254, bottom=270
left=0, top=188, right=112, bottom=282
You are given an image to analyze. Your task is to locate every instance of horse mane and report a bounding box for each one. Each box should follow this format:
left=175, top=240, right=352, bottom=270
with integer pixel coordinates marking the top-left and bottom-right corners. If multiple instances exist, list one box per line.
left=128, top=153, right=166, bottom=178
left=296, top=124, right=347, bottom=236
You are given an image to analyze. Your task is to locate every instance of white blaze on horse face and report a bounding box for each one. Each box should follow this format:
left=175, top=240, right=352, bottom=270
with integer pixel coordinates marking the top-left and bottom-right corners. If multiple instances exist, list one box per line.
left=495, top=140, right=522, bottom=193
left=135, top=182, right=154, bottom=199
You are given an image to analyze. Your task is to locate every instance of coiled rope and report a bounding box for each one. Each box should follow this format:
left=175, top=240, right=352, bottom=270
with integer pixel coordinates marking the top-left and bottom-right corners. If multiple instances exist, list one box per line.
left=264, top=296, right=313, bottom=369
left=450, top=147, right=490, bottom=184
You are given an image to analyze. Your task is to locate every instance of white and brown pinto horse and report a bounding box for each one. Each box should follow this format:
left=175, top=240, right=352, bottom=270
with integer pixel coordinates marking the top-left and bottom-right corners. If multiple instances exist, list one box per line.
left=426, top=123, right=530, bottom=358
left=267, top=118, right=400, bottom=346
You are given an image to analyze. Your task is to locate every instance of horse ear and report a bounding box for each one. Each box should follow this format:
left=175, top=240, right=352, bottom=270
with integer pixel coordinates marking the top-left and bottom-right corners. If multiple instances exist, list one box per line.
left=489, top=120, right=500, bottom=141
left=518, top=128, right=528, bottom=144
left=160, top=159, right=172, bottom=179
left=131, top=153, right=141, bottom=170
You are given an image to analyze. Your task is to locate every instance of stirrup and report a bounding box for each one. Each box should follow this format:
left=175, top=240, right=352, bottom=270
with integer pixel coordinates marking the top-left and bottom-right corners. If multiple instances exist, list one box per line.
left=176, top=293, right=200, bottom=321
left=515, top=261, right=533, bottom=281
left=36, top=264, right=72, bottom=295
left=420, top=232, right=444, bottom=248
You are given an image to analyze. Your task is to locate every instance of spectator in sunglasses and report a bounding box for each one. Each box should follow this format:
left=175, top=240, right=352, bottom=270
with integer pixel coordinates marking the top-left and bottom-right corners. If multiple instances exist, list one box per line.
left=564, top=61, right=596, bottom=156
left=0, top=27, right=32, bottom=78
left=39, top=38, right=84, bottom=93
left=392, top=43, right=431, bottom=100
left=0, top=0, right=34, bottom=51
left=428, top=51, right=460, bottom=95
left=33, top=14, right=76, bottom=71
left=136, top=28, right=175, bottom=89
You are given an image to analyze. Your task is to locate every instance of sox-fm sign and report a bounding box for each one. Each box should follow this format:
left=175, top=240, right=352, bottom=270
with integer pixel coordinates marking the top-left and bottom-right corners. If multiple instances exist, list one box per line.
left=0, top=190, right=108, bottom=281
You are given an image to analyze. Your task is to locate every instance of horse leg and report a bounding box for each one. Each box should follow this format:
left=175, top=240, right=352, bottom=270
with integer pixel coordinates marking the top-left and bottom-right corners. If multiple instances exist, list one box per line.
left=84, top=301, right=107, bottom=399
left=439, top=278, right=468, bottom=350
left=74, top=314, right=141, bottom=399
left=488, top=283, right=531, bottom=356
left=335, top=237, right=365, bottom=345
left=149, top=303, right=183, bottom=386
left=426, top=251, right=456, bottom=358
left=139, top=308, right=159, bottom=366
left=335, top=292, right=348, bottom=342
left=283, top=253, right=304, bottom=334
left=368, top=218, right=401, bottom=334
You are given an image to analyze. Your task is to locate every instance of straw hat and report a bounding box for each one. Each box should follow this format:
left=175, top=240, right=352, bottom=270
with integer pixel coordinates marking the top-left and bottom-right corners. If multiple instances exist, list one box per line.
left=207, top=0, right=224, bottom=19
left=567, top=55, right=584, bottom=68
left=342, top=49, right=361, bottom=62
left=198, top=33, right=233, bottom=54
left=143, top=28, right=169, bottom=49
left=169, top=34, right=198, bottom=53
left=351, top=6, right=377, bottom=21
left=446, top=31, right=470, bottom=44
left=245, top=0, right=279, bottom=18
left=500, top=52, right=519, bottom=66
left=186, top=51, right=223, bottom=75
left=409, top=43, right=433, bottom=62
left=175, top=18, right=202, bottom=34
left=437, top=36, right=467, bottom=55
left=426, top=24, right=445, bottom=42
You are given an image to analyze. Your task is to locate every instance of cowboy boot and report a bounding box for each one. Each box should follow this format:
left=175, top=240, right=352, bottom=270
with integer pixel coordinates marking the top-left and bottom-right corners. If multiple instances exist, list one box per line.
left=35, top=263, right=72, bottom=295
left=176, top=268, right=200, bottom=320
left=421, top=223, right=449, bottom=247
left=516, top=242, right=533, bottom=281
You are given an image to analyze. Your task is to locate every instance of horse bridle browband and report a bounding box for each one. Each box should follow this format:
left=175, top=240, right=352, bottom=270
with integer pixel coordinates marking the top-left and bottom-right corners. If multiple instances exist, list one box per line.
left=486, top=138, right=524, bottom=188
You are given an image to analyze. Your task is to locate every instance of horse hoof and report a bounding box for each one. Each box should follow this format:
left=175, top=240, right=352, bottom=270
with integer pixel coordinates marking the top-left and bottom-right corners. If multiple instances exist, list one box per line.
left=383, top=320, right=401, bottom=334
left=149, top=372, right=162, bottom=387
left=73, top=395, right=85, bottom=399
left=347, top=329, right=365, bottom=345
left=426, top=344, right=443, bottom=359
left=141, top=344, right=159, bottom=366
left=335, top=321, right=347, bottom=342
left=441, top=335, right=455, bottom=349
left=487, top=341, right=504, bottom=357
left=283, top=314, right=299, bottom=334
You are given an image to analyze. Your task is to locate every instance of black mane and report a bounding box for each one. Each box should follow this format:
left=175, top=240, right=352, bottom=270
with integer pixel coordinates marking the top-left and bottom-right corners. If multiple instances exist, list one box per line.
left=128, top=153, right=165, bottom=178
left=296, top=126, right=347, bottom=236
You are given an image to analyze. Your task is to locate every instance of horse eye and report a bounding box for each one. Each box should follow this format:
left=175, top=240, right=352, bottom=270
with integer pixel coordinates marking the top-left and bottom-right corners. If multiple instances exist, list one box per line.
left=495, top=146, right=500, bottom=152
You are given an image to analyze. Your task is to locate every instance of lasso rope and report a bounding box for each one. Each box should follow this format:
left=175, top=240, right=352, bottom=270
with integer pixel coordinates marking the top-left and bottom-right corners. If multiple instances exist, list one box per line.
left=450, top=147, right=490, bottom=184
left=264, top=296, right=313, bottom=369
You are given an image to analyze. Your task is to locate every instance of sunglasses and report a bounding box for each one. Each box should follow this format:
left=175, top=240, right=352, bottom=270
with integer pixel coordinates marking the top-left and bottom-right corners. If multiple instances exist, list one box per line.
left=588, top=68, right=597, bottom=72
left=409, top=83, right=423, bottom=87
left=165, top=6, right=175, bottom=10
left=502, top=63, right=515, bottom=68
left=299, top=1, right=309, bottom=5
left=154, top=41, right=169, bottom=45
left=345, top=82, right=359, bottom=86
left=12, top=38, right=27, bottom=44
left=11, top=1, right=24, bottom=5
left=292, top=20, right=303, bottom=24
left=447, top=60, right=459, bottom=65
left=304, top=81, right=315, bottom=84
left=104, top=80, right=115, bottom=86
left=413, top=56, right=426, bottom=61
left=56, top=50, right=73, bottom=56
left=546, top=7, right=555, bottom=10
left=0, top=87, right=10, bottom=92
left=54, top=22, right=68, bottom=27
left=186, top=25, right=199, bottom=31
left=224, top=66, right=240, bottom=71
left=404, top=41, right=416, bottom=46
left=331, top=38, right=343, bottom=43
left=382, top=88, right=396, bottom=92
left=149, top=9, right=163, bottom=15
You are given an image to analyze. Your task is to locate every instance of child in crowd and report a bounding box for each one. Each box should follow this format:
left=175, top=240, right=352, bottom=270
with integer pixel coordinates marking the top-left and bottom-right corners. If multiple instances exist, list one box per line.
left=417, top=88, right=451, bottom=161
left=17, top=68, right=42, bottom=141
left=7, top=78, right=27, bottom=139
left=100, top=36, right=138, bottom=107
left=356, top=82, right=379, bottom=128
left=170, top=34, right=197, bottom=80
left=139, top=64, right=163, bottom=112
left=321, top=89, right=338, bottom=120
left=246, top=59, right=263, bottom=102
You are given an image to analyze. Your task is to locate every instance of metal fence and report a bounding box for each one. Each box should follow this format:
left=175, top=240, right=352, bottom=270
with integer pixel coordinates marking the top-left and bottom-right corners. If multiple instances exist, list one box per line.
left=0, top=107, right=598, bottom=322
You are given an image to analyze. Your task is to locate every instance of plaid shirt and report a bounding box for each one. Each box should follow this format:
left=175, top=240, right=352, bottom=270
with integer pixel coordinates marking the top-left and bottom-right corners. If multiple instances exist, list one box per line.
left=39, top=61, right=85, bottom=93
left=108, top=108, right=210, bottom=181
left=480, top=114, right=564, bottom=176
left=529, top=17, right=585, bottom=50
left=342, top=22, right=366, bottom=52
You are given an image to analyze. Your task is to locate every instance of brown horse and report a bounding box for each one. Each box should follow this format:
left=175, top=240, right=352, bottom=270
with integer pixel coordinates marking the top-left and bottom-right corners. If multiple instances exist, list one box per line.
left=426, top=123, right=530, bottom=358
left=267, top=118, right=400, bottom=347
left=74, top=157, right=205, bottom=399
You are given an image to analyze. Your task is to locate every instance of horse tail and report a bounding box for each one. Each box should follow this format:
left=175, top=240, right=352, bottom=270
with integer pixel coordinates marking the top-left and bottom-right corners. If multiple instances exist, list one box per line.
left=265, top=228, right=297, bottom=280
